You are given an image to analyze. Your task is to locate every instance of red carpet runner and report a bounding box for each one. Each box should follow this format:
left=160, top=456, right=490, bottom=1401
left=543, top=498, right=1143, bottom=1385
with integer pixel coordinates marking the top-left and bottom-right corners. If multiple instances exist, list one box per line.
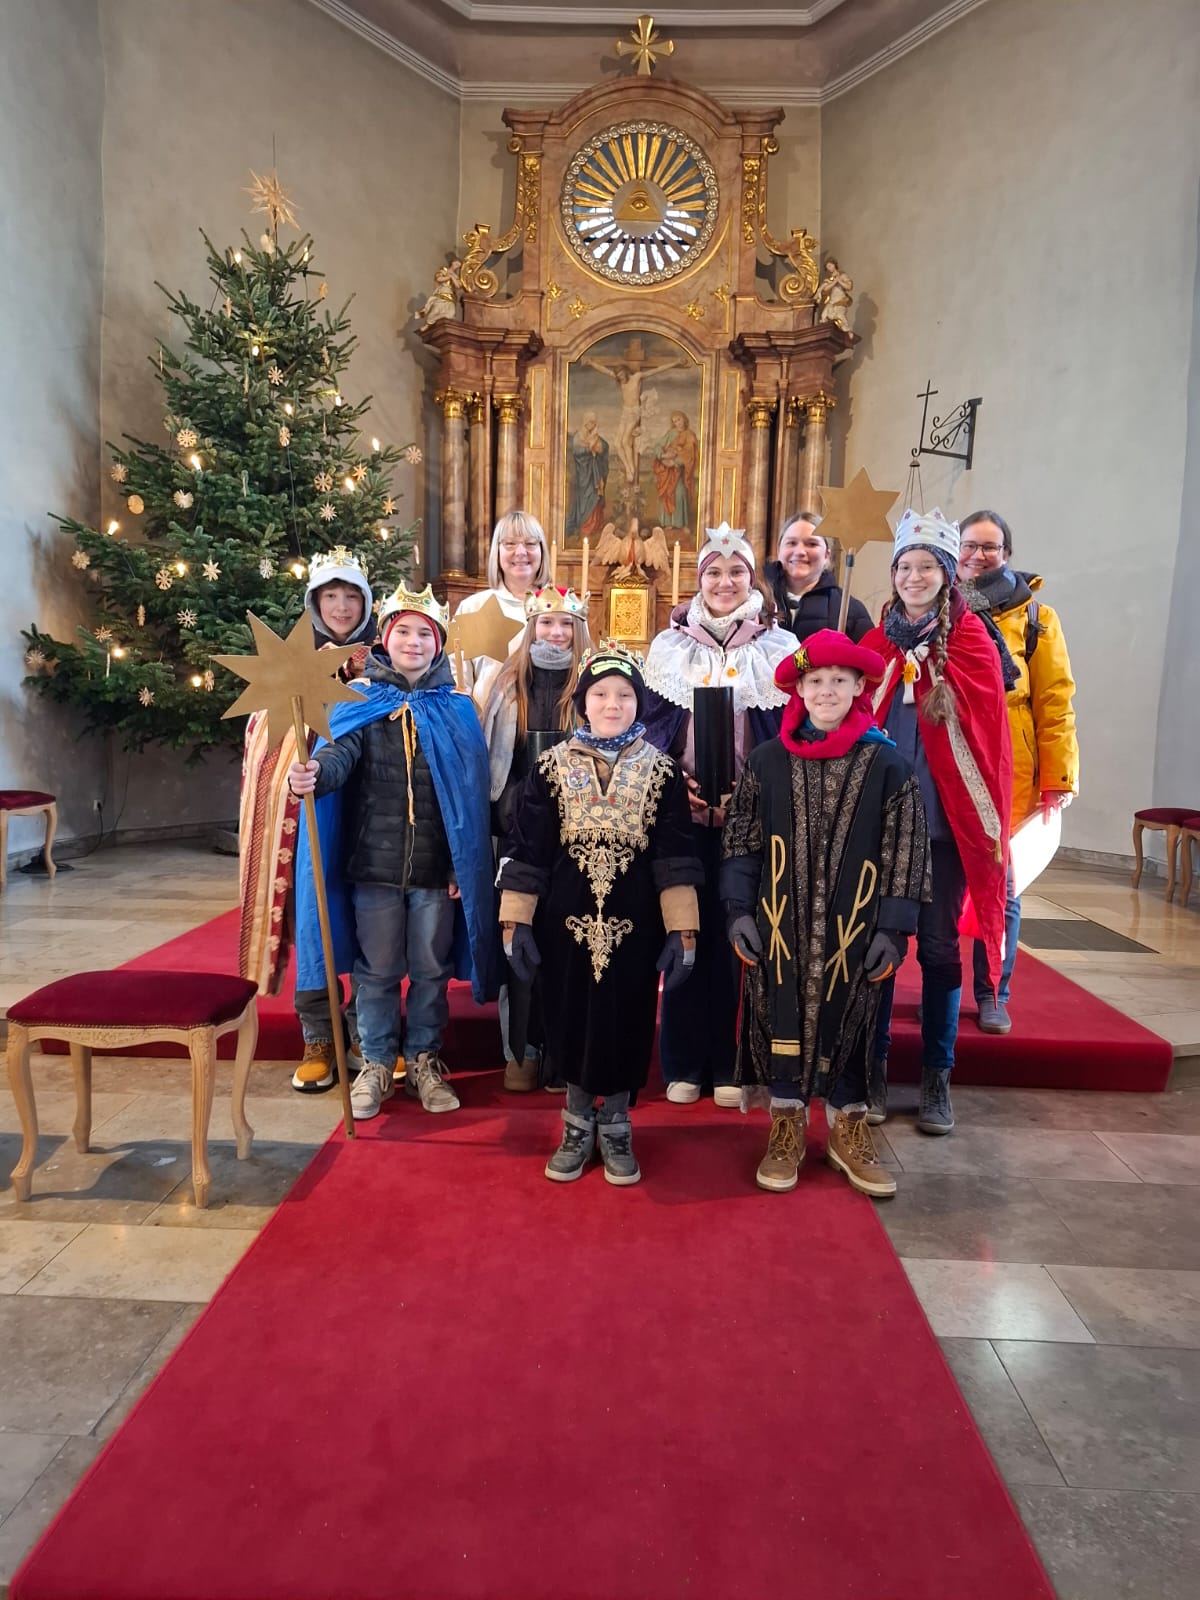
left=14, top=1094, right=1054, bottom=1600
left=118, top=908, right=1172, bottom=1091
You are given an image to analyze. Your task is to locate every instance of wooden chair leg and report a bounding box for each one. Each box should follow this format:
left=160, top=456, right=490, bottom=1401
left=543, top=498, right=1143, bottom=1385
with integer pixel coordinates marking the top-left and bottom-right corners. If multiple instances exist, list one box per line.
left=6, top=1023, right=38, bottom=1201
left=1165, top=826, right=1180, bottom=902
left=0, top=810, right=7, bottom=894
left=188, top=1027, right=217, bottom=1209
left=69, top=1043, right=93, bottom=1152
left=43, top=803, right=58, bottom=880
left=1131, top=819, right=1145, bottom=888
left=1181, top=834, right=1197, bottom=910
left=231, top=1000, right=259, bottom=1161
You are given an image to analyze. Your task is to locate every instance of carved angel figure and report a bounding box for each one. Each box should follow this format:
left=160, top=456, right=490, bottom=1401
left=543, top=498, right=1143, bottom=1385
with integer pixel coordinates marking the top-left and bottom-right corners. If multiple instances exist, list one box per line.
left=816, top=258, right=854, bottom=331
left=593, top=517, right=672, bottom=582
left=414, top=259, right=462, bottom=330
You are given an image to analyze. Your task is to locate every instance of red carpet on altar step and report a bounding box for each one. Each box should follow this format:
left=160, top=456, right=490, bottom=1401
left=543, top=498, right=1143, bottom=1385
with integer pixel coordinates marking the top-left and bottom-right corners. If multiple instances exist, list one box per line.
left=113, top=908, right=1171, bottom=1092
left=13, top=1094, right=1055, bottom=1600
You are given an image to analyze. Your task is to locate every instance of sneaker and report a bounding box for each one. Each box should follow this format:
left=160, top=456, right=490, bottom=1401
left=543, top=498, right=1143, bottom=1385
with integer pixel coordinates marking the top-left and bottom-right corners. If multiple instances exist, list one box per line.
left=916, top=1068, right=954, bottom=1135
left=503, top=1058, right=539, bottom=1093
left=976, top=993, right=1013, bottom=1035
left=866, top=1077, right=888, bottom=1127
left=827, top=1110, right=897, bottom=1198
left=755, top=1107, right=806, bottom=1192
left=665, top=1081, right=701, bottom=1105
left=350, top=1060, right=395, bottom=1121
left=597, top=1118, right=641, bottom=1186
left=544, top=1110, right=596, bottom=1182
left=406, top=1051, right=461, bottom=1114
left=292, top=1039, right=336, bottom=1094
left=713, top=1085, right=742, bottom=1109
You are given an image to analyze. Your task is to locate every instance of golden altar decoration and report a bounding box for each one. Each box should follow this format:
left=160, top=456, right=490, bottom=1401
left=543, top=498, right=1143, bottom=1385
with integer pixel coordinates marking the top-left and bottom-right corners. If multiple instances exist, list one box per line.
left=418, top=21, right=856, bottom=638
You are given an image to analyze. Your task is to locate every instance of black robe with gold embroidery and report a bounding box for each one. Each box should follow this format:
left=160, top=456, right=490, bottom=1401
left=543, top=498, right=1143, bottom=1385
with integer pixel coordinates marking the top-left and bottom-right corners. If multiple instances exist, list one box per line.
left=500, top=737, right=702, bottom=1098
left=720, top=736, right=930, bottom=1101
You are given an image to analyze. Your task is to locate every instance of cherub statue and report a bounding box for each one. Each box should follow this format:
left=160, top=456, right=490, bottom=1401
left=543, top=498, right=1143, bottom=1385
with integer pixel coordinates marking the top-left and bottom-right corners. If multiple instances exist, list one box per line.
left=414, top=259, right=462, bottom=330
left=593, top=516, right=672, bottom=582
left=816, top=257, right=854, bottom=331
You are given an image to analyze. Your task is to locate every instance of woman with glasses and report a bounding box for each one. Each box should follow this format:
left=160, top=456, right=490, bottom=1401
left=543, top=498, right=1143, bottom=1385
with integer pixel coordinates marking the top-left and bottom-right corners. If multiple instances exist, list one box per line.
left=860, top=510, right=1012, bottom=1136
left=764, top=510, right=873, bottom=643
left=956, top=510, right=1078, bottom=1034
left=452, top=510, right=551, bottom=705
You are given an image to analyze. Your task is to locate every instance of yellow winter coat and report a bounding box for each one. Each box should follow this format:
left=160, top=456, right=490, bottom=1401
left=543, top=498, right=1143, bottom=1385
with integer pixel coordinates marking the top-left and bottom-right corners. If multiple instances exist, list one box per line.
left=992, top=574, right=1079, bottom=827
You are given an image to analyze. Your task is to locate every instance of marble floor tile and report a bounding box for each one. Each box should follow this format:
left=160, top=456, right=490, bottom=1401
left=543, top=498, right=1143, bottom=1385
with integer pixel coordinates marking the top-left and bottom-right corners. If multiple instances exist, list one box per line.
left=0, top=1437, right=104, bottom=1588
left=938, top=1338, right=1065, bottom=1486
left=878, top=1173, right=1094, bottom=1263
left=1011, top=1486, right=1200, bottom=1600
left=903, top=1259, right=1094, bottom=1342
left=882, top=1122, right=1141, bottom=1182
left=93, top=1303, right=203, bottom=1441
left=18, top=1221, right=258, bottom=1302
left=93, top=1090, right=340, bottom=1149
left=1047, top=1266, right=1200, bottom=1348
left=0, top=1295, right=182, bottom=1432
left=0, top=1129, right=193, bottom=1224
left=995, top=1341, right=1200, bottom=1491
left=0, top=1432, right=66, bottom=1521
left=147, top=1140, right=320, bottom=1228
left=1035, top=1178, right=1200, bottom=1270
left=0, top=1219, right=87, bottom=1292
left=1093, top=1133, right=1200, bottom=1184
left=0, top=1087, right=139, bottom=1137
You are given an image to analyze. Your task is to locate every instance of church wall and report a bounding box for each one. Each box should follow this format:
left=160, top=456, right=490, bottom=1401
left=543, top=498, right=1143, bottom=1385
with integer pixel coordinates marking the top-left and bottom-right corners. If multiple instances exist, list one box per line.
left=0, top=0, right=108, bottom=858
left=65, top=0, right=461, bottom=840
left=818, top=0, right=1200, bottom=859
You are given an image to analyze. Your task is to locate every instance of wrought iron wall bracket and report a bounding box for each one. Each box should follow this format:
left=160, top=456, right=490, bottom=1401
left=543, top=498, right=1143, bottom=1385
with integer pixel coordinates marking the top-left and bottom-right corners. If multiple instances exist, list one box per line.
left=911, top=382, right=982, bottom=469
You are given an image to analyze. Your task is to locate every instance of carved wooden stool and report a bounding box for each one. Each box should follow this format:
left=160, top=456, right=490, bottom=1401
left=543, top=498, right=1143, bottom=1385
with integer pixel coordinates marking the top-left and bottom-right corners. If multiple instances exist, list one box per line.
left=5, top=971, right=260, bottom=1209
left=0, top=790, right=57, bottom=893
left=1131, top=808, right=1192, bottom=900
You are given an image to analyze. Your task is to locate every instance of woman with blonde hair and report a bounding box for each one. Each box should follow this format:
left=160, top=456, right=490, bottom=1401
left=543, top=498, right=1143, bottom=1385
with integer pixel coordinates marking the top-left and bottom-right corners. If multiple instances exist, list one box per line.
left=452, top=509, right=551, bottom=703
left=482, top=584, right=592, bottom=1090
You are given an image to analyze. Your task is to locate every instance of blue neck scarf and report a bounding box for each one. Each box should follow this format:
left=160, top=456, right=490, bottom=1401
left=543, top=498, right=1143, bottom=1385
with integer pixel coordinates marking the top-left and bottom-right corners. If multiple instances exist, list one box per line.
left=574, top=719, right=646, bottom=756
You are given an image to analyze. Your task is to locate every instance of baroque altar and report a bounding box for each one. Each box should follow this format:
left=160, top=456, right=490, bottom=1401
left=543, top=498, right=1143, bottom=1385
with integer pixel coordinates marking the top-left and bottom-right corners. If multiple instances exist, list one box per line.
left=418, top=39, right=856, bottom=637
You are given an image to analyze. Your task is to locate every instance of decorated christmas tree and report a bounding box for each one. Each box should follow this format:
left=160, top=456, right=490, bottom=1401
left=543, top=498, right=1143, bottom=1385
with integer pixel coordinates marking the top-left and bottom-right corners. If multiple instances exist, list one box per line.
left=23, top=170, right=421, bottom=756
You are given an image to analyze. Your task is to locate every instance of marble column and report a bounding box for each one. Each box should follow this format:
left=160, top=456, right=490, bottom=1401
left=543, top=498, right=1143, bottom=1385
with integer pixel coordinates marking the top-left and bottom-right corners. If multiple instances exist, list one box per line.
left=798, top=392, right=835, bottom=514
left=494, top=393, right=523, bottom=520
left=437, top=389, right=469, bottom=577
left=773, top=396, right=804, bottom=536
left=467, top=392, right=490, bottom=576
left=744, top=397, right=776, bottom=560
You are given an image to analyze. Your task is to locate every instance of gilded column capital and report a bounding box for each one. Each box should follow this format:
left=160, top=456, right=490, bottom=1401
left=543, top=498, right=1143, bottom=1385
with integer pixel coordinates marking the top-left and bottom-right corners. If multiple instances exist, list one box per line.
left=435, top=388, right=470, bottom=420
left=803, top=391, right=837, bottom=424
left=494, top=393, right=524, bottom=424
left=785, top=395, right=806, bottom=427
left=746, top=396, right=777, bottom=430
left=468, top=393, right=487, bottom=425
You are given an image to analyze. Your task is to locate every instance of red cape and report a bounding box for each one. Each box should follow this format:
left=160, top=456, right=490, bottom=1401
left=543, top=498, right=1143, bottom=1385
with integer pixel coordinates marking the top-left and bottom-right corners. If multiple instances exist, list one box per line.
left=861, top=599, right=1013, bottom=989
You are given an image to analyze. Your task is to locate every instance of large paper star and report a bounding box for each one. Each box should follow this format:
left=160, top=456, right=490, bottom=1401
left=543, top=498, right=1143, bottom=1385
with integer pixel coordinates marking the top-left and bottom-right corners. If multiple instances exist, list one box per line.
left=816, top=468, right=900, bottom=554
left=213, top=612, right=362, bottom=751
left=445, top=594, right=524, bottom=667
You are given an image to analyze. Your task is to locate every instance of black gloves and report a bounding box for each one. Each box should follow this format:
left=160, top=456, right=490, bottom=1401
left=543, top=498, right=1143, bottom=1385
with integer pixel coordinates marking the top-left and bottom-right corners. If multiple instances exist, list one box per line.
left=726, top=911, right=763, bottom=965
left=504, top=924, right=541, bottom=984
left=656, top=932, right=696, bottom=992
left=864, top=930, right=907, bottom=982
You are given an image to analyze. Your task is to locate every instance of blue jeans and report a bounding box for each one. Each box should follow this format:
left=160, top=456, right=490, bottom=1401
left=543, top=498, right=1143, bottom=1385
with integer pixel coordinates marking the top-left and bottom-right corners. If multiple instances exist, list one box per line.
left=351, top=884, right=455, bottom=1066
left=972, top=862, right=1020, bottom=1005
left=872, top=837, right=966, bottom=1077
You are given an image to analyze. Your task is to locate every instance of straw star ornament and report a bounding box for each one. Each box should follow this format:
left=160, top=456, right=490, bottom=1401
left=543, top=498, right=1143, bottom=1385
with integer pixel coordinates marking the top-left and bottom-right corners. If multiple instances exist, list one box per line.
left=213, top=612, right=362, bottom=751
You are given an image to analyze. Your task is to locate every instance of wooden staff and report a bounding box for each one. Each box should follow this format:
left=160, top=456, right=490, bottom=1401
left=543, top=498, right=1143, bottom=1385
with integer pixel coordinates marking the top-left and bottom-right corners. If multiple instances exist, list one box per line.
left=837, top=550, right=856, bottom=633
left=291, top=695, right=355, bottom=1137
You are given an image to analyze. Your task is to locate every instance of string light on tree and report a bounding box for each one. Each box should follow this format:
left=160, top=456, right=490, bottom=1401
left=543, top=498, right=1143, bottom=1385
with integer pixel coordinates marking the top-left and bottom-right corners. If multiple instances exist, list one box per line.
left=106, top=520, right=120, bottom=537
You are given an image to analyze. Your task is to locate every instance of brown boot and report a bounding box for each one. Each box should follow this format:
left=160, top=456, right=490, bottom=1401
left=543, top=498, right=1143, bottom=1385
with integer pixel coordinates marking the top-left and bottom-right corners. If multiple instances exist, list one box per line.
left=827, top=1110, right=897, bottom=1198
left=291, top=1040, right=335, bottom=1094
left=755, top=1106, right=806, bottom=1192
left=503, top=1058, right=539, bottom=1092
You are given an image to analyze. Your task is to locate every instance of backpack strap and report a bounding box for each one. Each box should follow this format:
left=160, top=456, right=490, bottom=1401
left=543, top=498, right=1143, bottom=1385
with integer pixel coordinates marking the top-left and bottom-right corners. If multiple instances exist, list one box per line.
left=1025, top=599, right=1041, bottom=660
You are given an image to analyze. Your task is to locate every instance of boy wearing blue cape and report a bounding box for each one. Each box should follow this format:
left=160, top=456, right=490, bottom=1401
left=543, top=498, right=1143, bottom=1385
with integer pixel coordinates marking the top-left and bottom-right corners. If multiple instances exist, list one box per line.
left=288, top=583, right=498, bottom=1120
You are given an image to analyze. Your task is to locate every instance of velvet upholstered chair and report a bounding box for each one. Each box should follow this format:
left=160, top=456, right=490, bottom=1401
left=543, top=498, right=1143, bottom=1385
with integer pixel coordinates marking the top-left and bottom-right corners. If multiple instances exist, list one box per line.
left=0, top=790, right=57, bottom=892
left=5, top=970, right=260, bottom=1209
left=1179, top=816, right=1200, bottom=910
left=1131, top=807, right=1196, bottom=902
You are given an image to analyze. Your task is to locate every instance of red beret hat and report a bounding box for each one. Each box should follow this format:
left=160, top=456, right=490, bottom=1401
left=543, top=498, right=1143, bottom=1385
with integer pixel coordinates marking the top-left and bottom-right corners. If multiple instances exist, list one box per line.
left=774, top=628, right=885, bottom=694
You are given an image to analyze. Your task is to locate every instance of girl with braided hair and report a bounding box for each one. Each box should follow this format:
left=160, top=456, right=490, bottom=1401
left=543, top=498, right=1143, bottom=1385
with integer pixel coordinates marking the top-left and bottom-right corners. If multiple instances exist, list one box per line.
left=860, top=510, right=1013, bottom=1135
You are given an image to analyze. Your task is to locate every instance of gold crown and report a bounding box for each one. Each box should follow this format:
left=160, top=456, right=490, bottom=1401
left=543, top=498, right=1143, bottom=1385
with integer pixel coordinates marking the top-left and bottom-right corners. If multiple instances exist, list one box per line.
left=309, top=545, right=368, bottom=581
left=578, top=638, right=645, bottom=677
left=524, top=585, right=590, bottom=620
left=378, top=581, right=449, bottom=636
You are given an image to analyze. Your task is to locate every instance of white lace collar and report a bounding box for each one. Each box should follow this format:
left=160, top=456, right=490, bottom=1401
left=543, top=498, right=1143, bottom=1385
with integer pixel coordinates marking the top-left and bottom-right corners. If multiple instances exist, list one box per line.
left=644, top=619, right=800, bottom=713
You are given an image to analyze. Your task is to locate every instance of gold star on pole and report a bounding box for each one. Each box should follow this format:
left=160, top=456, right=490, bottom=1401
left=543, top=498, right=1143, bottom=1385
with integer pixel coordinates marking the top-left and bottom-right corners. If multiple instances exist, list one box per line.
left=213, top=612, right=362, bottom=752
left=245, top=168, right=298, bottom=232
left=616, top=14, right=674, bottom=76
left=816, top=468, right=900, bottom=555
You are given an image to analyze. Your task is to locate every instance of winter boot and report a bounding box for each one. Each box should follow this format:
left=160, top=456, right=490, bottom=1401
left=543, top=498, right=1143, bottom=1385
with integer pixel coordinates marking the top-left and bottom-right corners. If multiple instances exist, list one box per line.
left=827, top=1109, right=897, bottom=1197
left=597, top=1117, right=641, bottom=1186
left=755, top=1106, right=806, bottom=1192
left=917, top=1068, right=955, bottom=1135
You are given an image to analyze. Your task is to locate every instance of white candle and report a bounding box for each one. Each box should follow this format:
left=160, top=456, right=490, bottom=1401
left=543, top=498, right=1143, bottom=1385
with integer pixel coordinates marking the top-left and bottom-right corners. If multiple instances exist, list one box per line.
left=581, top=537, right=589, bottom=587
left=550, top=538, right=558, bottom=584
left=671, top=540, right=681, bottom=607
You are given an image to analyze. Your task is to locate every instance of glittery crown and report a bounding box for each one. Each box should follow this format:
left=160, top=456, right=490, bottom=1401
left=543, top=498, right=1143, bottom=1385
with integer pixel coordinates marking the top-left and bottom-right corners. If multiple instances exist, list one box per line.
left=378, top=581, right=449, bottom=638
left=524, top=585, right=590, bottom=620
left=308, top=545, right=368, bottom=582
left=892, top=507, right=960, bottom=563
left=577, top=639, right=645, bottom=678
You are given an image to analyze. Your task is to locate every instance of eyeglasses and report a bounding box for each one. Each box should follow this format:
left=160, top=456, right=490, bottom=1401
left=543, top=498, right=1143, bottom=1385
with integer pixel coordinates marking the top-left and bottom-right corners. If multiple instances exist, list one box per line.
left=498, top=539, right=541, bottom=552
left=959, top=541, right=1004, bottom=556
left=895, top=563, right=943, bottom=579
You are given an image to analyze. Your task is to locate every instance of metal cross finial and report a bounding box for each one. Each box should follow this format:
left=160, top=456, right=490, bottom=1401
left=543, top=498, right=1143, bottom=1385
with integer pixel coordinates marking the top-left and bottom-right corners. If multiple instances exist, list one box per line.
left=617, top=15, right=674, bottom=76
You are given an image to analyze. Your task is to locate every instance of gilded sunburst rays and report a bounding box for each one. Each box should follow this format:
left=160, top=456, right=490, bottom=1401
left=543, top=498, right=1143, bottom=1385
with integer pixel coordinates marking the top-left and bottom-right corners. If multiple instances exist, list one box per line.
left=561, top=122, right=718, bottom=285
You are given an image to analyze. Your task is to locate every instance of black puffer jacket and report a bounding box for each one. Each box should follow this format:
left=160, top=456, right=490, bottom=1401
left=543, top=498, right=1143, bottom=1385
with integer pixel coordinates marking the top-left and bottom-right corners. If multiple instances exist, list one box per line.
left=312, top=652, right=453, bottom=889
left=763, top=562, right=872, bottom=643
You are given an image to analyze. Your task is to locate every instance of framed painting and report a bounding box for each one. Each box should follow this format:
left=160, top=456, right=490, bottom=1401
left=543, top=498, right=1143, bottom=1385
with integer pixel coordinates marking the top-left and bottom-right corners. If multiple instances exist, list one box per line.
left=563, top=331, right=704, bottom=549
